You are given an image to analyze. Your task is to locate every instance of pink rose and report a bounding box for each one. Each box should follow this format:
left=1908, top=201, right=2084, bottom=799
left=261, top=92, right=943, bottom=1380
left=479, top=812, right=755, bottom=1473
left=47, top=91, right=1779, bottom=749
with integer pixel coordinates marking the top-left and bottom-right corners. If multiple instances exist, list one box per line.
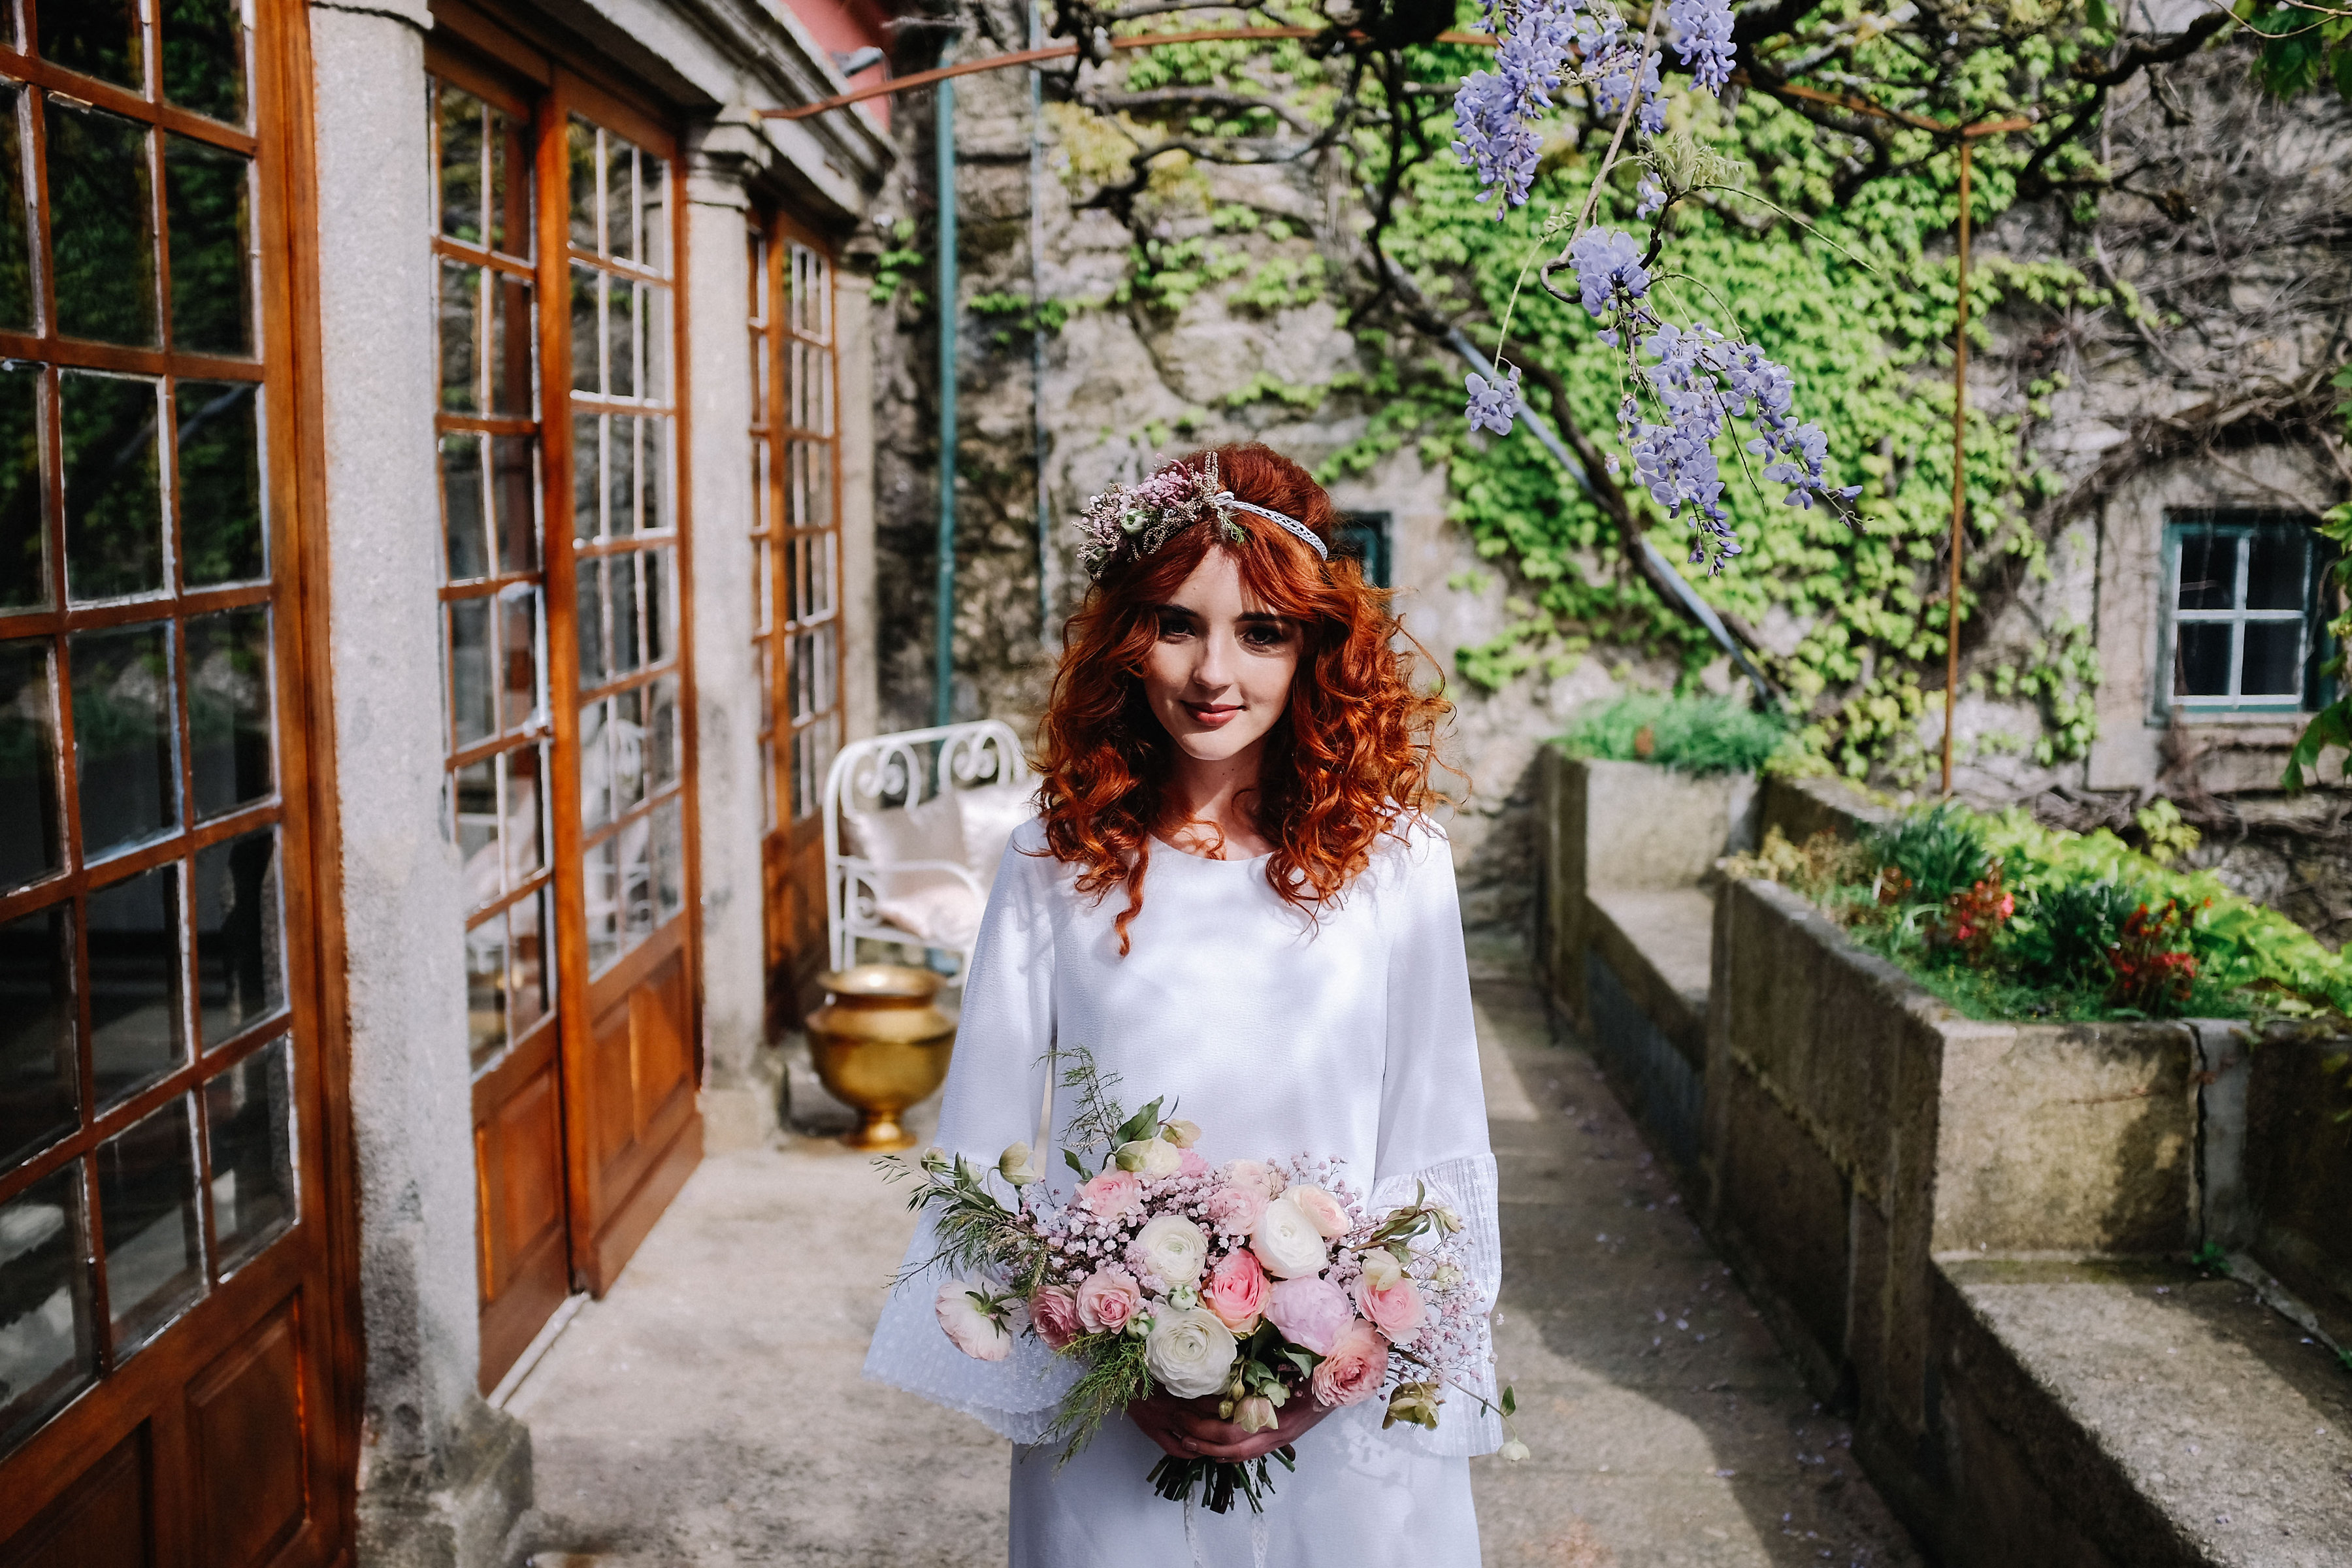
left=1203, top=1182, right=1268, bottom=1236
left=1075, top=1268, right=1142, bottom=1334
left=1178, top=1147, right=1211, bottom=1179
left=1031, top=1284, right=1082, bottom=1351
left=1287, top=1184, right=1352, bottom=1240
left=1079, top=1169, right=1144, bottom=1220
left=1200, top=1248, right=1271, bottom=1333
left=1353, top=1274, right=1426, bottom=1341
left=1223, top=1159, right=1283, bottom=1198
left=1311, top=1319, right=1390, bottom=1408
left=1264, top=1275, right=1354, bottom=1355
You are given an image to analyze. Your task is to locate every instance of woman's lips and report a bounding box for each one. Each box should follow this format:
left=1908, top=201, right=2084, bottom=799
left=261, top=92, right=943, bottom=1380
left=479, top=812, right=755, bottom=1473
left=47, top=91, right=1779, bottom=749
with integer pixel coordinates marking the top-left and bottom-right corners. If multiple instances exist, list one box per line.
left=1184, top=703, right=1241, bottom=728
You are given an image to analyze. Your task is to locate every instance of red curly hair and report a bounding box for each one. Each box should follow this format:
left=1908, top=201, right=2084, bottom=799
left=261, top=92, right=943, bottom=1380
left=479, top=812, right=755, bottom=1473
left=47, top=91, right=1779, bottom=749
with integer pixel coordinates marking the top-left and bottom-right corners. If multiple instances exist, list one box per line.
left=1034, top=444, right=1454, bottom=952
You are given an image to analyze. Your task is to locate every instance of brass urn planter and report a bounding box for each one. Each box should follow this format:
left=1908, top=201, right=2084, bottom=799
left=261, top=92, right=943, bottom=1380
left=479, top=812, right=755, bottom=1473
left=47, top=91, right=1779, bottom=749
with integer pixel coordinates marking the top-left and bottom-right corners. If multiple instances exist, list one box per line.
left=806, top=964, right=958, bottom=1151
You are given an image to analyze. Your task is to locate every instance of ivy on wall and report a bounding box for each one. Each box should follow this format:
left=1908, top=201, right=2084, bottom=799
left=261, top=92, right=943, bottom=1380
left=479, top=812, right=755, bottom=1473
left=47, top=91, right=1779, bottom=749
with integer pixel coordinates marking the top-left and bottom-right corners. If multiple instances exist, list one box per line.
left=994, top=6, right=2177, bottom=782
left=1324, top=50, right=2114, bottom=782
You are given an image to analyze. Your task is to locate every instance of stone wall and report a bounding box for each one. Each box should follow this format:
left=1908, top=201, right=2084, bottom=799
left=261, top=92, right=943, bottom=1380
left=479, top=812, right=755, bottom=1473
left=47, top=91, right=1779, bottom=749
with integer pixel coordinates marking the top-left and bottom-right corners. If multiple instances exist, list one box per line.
left=860, top=24, right=2352, bottom=964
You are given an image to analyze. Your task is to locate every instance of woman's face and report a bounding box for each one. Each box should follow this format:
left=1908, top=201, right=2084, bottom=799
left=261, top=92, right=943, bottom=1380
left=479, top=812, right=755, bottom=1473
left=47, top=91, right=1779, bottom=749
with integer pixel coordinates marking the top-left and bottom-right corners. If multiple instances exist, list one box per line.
left=1141, top=548, right=1301, bottom=766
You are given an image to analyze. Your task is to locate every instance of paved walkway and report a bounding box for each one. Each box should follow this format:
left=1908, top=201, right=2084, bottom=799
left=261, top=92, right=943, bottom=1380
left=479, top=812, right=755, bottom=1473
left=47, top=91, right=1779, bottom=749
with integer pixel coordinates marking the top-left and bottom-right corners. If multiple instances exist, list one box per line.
left=507, top=983, right=1923, bottom=1567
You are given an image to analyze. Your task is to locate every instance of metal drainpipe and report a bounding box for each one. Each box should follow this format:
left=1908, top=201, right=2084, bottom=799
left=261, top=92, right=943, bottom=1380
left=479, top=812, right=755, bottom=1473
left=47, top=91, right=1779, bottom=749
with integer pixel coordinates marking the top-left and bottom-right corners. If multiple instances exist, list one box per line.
left=1030, top=0, right=1052, bottom=645
left=933, top=77, right=958, bottom=728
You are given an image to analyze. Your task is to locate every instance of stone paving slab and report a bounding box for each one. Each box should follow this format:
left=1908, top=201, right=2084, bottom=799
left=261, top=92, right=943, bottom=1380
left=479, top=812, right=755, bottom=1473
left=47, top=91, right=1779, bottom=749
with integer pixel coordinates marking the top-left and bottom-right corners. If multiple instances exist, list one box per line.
left=508, top=982, right=1923, bottom=1567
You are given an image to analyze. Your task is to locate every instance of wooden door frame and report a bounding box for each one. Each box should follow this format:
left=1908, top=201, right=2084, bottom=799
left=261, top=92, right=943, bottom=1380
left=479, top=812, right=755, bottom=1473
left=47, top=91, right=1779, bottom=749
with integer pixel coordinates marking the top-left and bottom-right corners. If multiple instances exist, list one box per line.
left=435, top=0, right=703, bottom=1305
left=0, top=0, right=365, bottom=1558
left=754, top=206, right=844, bottom=1030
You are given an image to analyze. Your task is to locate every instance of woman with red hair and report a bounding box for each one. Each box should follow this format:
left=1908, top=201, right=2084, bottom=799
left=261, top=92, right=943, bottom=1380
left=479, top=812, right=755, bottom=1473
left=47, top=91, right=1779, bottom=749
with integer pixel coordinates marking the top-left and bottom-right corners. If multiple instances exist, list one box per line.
left=865, top=444, right=1500, bottom=1565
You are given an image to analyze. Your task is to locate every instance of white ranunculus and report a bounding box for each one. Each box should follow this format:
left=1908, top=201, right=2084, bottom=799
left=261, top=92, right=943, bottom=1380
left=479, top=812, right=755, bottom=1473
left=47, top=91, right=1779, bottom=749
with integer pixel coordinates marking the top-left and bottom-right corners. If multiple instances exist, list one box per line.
left=934, top=1279, right=1011, bottom=1362
left=1250, top=1198, right=1330, bottom=1280
left=1144, top=1307, right=1239, bottom=1399
left=1115, top=1137, right=1183, bottom=1178
left=1134, top=1215, right=1209, bottom=1289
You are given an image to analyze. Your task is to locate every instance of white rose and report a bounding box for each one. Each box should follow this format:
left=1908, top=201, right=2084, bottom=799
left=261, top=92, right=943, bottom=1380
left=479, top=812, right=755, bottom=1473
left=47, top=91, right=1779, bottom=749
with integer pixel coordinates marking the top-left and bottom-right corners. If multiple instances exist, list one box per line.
left=1144, top=1307, right=1239, bottom=1399
left=1358, top=1248, right=1404, bottom=1291
left=1249, top=1198, right=1330, bottom=1280
left=1116, top=1137, right=1183, bottom=1178
left=1133, top=1215, right=1209, bottom=1289
left=934, top=1280, right=1011, bottom=1362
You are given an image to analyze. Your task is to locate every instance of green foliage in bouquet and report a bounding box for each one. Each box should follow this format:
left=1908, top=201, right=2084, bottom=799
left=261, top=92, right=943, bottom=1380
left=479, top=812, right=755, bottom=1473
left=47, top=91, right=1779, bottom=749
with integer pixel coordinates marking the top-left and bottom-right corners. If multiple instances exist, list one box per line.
left=1556, top=694, right=1791, bottom=777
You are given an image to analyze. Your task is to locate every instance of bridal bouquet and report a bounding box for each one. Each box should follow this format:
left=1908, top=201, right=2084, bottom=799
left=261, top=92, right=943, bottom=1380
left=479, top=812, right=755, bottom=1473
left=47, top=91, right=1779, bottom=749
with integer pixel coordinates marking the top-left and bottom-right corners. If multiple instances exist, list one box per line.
left=883, top=1051, right=1514, bottom=1512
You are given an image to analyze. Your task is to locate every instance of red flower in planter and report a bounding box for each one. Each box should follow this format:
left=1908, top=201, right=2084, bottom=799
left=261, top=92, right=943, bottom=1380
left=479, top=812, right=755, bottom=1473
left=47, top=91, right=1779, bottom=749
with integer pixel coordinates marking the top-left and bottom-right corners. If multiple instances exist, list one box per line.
left=1936, top=865, right=2014, bottom=960
left=2105, top=900, right=2198, bottom=1015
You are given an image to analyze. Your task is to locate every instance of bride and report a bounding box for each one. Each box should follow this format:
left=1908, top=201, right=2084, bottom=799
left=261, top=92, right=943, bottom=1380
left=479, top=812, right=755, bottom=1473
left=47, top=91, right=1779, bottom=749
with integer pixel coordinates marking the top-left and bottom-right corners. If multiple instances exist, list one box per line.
left=863, top=444, right=1500, bottom=1565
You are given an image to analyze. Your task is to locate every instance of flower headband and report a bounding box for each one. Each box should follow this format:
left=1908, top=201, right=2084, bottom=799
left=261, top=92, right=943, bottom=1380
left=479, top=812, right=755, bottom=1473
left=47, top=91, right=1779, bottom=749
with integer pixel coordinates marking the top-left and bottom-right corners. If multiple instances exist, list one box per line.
left=1073, top=453, right=1329, bottom=583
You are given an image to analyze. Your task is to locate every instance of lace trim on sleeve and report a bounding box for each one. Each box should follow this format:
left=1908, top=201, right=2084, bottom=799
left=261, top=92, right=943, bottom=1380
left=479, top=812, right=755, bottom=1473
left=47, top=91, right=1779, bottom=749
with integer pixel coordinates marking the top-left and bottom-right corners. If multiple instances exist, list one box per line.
left=860, top=1211, right=1078, bottom=1445
left=1369, top=1152, right=1503, bottom=1458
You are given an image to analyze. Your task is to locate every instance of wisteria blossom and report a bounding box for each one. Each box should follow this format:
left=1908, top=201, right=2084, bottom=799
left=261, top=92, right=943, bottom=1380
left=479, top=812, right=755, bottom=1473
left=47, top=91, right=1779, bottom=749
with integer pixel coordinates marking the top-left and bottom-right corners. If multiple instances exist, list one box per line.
left=1452, top=0, right=1860, bottom=570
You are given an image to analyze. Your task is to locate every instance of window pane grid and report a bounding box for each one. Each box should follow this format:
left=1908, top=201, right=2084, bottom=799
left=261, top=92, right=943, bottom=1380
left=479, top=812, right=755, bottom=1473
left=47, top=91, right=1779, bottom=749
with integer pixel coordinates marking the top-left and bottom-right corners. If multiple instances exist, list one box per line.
left=567, top=116, right=681, bottom=979
left=756, top=233, right=840, bottom=829
left=2164, top=513, right=2323, bottom=711
left=0, top=1, right=302, bottom=1464
left=431, top=75, right=555, bottom=1077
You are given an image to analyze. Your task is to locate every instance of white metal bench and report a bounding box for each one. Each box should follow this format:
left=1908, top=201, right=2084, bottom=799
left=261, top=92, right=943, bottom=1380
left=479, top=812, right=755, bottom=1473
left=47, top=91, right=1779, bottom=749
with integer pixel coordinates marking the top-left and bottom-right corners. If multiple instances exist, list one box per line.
left=821, top=719, right=1036, bottom=977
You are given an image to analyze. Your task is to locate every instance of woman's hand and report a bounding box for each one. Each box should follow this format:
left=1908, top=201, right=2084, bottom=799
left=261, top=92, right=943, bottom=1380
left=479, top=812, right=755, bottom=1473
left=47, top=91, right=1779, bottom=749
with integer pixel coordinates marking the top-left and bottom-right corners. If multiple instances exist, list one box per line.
left=1128, top=1388, right=1333, bottom=1463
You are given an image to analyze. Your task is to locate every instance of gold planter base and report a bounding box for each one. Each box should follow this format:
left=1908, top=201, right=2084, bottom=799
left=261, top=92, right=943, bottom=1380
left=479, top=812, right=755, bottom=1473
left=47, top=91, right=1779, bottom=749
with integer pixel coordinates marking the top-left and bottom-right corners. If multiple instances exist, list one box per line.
left=806, top=964, right=958, bottom=1152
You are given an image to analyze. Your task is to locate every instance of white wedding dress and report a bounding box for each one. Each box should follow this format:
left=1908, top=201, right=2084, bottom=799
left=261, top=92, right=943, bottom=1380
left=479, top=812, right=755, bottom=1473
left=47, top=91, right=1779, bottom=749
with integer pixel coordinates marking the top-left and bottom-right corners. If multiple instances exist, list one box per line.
left=862, top=813, right=1501, bottom=1567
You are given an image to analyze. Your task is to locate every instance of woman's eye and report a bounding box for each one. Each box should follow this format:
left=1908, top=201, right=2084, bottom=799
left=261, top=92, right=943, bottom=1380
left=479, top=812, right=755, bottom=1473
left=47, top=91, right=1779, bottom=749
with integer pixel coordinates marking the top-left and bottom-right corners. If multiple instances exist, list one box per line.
left=1243, top=623, right=1290, bottom=648
left=1156, top=614, right=1192, bottom=640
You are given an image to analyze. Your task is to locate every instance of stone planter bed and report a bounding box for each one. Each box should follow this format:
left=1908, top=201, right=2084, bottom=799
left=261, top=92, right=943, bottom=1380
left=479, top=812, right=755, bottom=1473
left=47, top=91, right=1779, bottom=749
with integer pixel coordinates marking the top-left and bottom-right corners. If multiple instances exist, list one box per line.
left=1708, top=874, right=2352, bottom=1566
left=1544, top=753, right=2352, bottom=1567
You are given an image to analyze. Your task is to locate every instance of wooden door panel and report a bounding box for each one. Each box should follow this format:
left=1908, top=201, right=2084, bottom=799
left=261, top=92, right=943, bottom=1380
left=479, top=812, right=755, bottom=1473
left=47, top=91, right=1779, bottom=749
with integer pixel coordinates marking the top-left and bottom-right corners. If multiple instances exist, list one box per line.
left=187, top=1308, right=308, bottom=1568
left=474, top=1041, right=569, bottom=1391
left=0, top=1430, right=149, bottom=1568
left=630, top=956, right=691, bottom=1137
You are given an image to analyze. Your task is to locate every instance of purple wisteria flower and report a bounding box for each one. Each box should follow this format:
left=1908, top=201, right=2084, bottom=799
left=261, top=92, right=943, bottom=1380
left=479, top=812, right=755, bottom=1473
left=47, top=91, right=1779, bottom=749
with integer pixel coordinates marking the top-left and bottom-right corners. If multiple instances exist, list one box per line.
left=1451, top=0, right=1583, bottom=207
left=1465, top=367, right=1524, bottom=436
left=1667, top=0, right=1736, bottom=93
left=1451, top=0, right=1855, bottom=557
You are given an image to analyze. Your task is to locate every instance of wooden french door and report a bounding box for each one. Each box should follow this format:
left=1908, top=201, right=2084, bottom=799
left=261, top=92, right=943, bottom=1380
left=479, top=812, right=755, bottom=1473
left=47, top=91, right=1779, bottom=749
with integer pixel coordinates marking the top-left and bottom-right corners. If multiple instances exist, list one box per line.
left=0, top=1, right=355, bottom=1564
left=748, top=210, right=841, bottom=1033
left=428, top=6, right=701, bottom=1392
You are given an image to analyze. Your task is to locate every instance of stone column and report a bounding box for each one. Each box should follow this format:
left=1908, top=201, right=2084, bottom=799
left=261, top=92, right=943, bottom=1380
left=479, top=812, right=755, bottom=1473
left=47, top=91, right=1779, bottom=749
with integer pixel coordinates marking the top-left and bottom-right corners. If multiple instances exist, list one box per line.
left=681, top=127, right=775, bottom=1147
left=308, top=5, right=530, bottom=1562
left=836, top=272, right=881, bottom=744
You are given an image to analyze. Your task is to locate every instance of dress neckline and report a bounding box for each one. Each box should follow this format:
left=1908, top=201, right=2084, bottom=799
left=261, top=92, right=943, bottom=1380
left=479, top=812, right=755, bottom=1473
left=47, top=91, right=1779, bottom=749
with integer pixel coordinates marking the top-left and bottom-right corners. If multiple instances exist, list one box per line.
left=1149, top=833, right=1273, bottom=867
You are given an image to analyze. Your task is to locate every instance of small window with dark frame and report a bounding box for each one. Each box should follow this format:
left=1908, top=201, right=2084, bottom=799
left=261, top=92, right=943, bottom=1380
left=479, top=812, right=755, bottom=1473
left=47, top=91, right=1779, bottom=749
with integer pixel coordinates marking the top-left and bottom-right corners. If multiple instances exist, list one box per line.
left=2162, top=509, right=2332, bottom=714
left=1337, top=511, right=1391, bottom=589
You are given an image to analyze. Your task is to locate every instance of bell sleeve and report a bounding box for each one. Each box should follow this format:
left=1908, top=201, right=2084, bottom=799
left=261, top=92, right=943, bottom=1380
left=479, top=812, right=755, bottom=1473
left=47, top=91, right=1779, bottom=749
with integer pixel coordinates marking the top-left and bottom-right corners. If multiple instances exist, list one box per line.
left=1370, top=817, right=1504, bottom=1457
left=860, top=821, right=1077, bottom=1442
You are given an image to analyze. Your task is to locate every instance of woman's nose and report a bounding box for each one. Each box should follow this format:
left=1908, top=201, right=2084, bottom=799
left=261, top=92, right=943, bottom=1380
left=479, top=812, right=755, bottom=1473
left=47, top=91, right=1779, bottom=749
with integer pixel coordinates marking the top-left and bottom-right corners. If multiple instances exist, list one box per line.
left=1192, top=630, right=1233, bottom=689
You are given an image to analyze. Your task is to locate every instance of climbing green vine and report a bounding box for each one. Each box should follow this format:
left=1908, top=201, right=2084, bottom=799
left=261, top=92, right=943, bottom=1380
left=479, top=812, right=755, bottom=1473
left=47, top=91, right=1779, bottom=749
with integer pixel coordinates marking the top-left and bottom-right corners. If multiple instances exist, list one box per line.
left=1022, top=2, right=2181, bottom=781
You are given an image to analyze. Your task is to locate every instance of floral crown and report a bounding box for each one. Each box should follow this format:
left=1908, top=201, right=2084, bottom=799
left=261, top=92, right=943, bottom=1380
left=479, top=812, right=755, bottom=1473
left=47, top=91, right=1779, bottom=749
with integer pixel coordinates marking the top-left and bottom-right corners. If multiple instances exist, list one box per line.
left=1073, top=453, right=1330, bottom=583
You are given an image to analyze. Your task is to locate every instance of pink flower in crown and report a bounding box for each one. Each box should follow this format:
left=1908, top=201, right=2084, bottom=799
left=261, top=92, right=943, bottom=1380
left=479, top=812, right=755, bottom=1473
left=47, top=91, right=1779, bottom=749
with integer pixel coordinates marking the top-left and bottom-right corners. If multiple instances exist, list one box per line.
left=1075, top=1269, right=1142, bottom=1334
left=1200, top=1248, right=1270, bottom=1334
left=1353, top=1273, right=1426, bottom=1341
left=1311, top=1319, right=1389, bottom=1407
left=1079, top=1168, right=1145, bottom=1220
left=1031, top=1284, right=1082, bottom=1351
left=1264, top=1275, right=1353, bottom=1355
left=1203, top=1181, right=1268, bottom=1236
left=1178, top=1147, right=1211, bottom=1179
